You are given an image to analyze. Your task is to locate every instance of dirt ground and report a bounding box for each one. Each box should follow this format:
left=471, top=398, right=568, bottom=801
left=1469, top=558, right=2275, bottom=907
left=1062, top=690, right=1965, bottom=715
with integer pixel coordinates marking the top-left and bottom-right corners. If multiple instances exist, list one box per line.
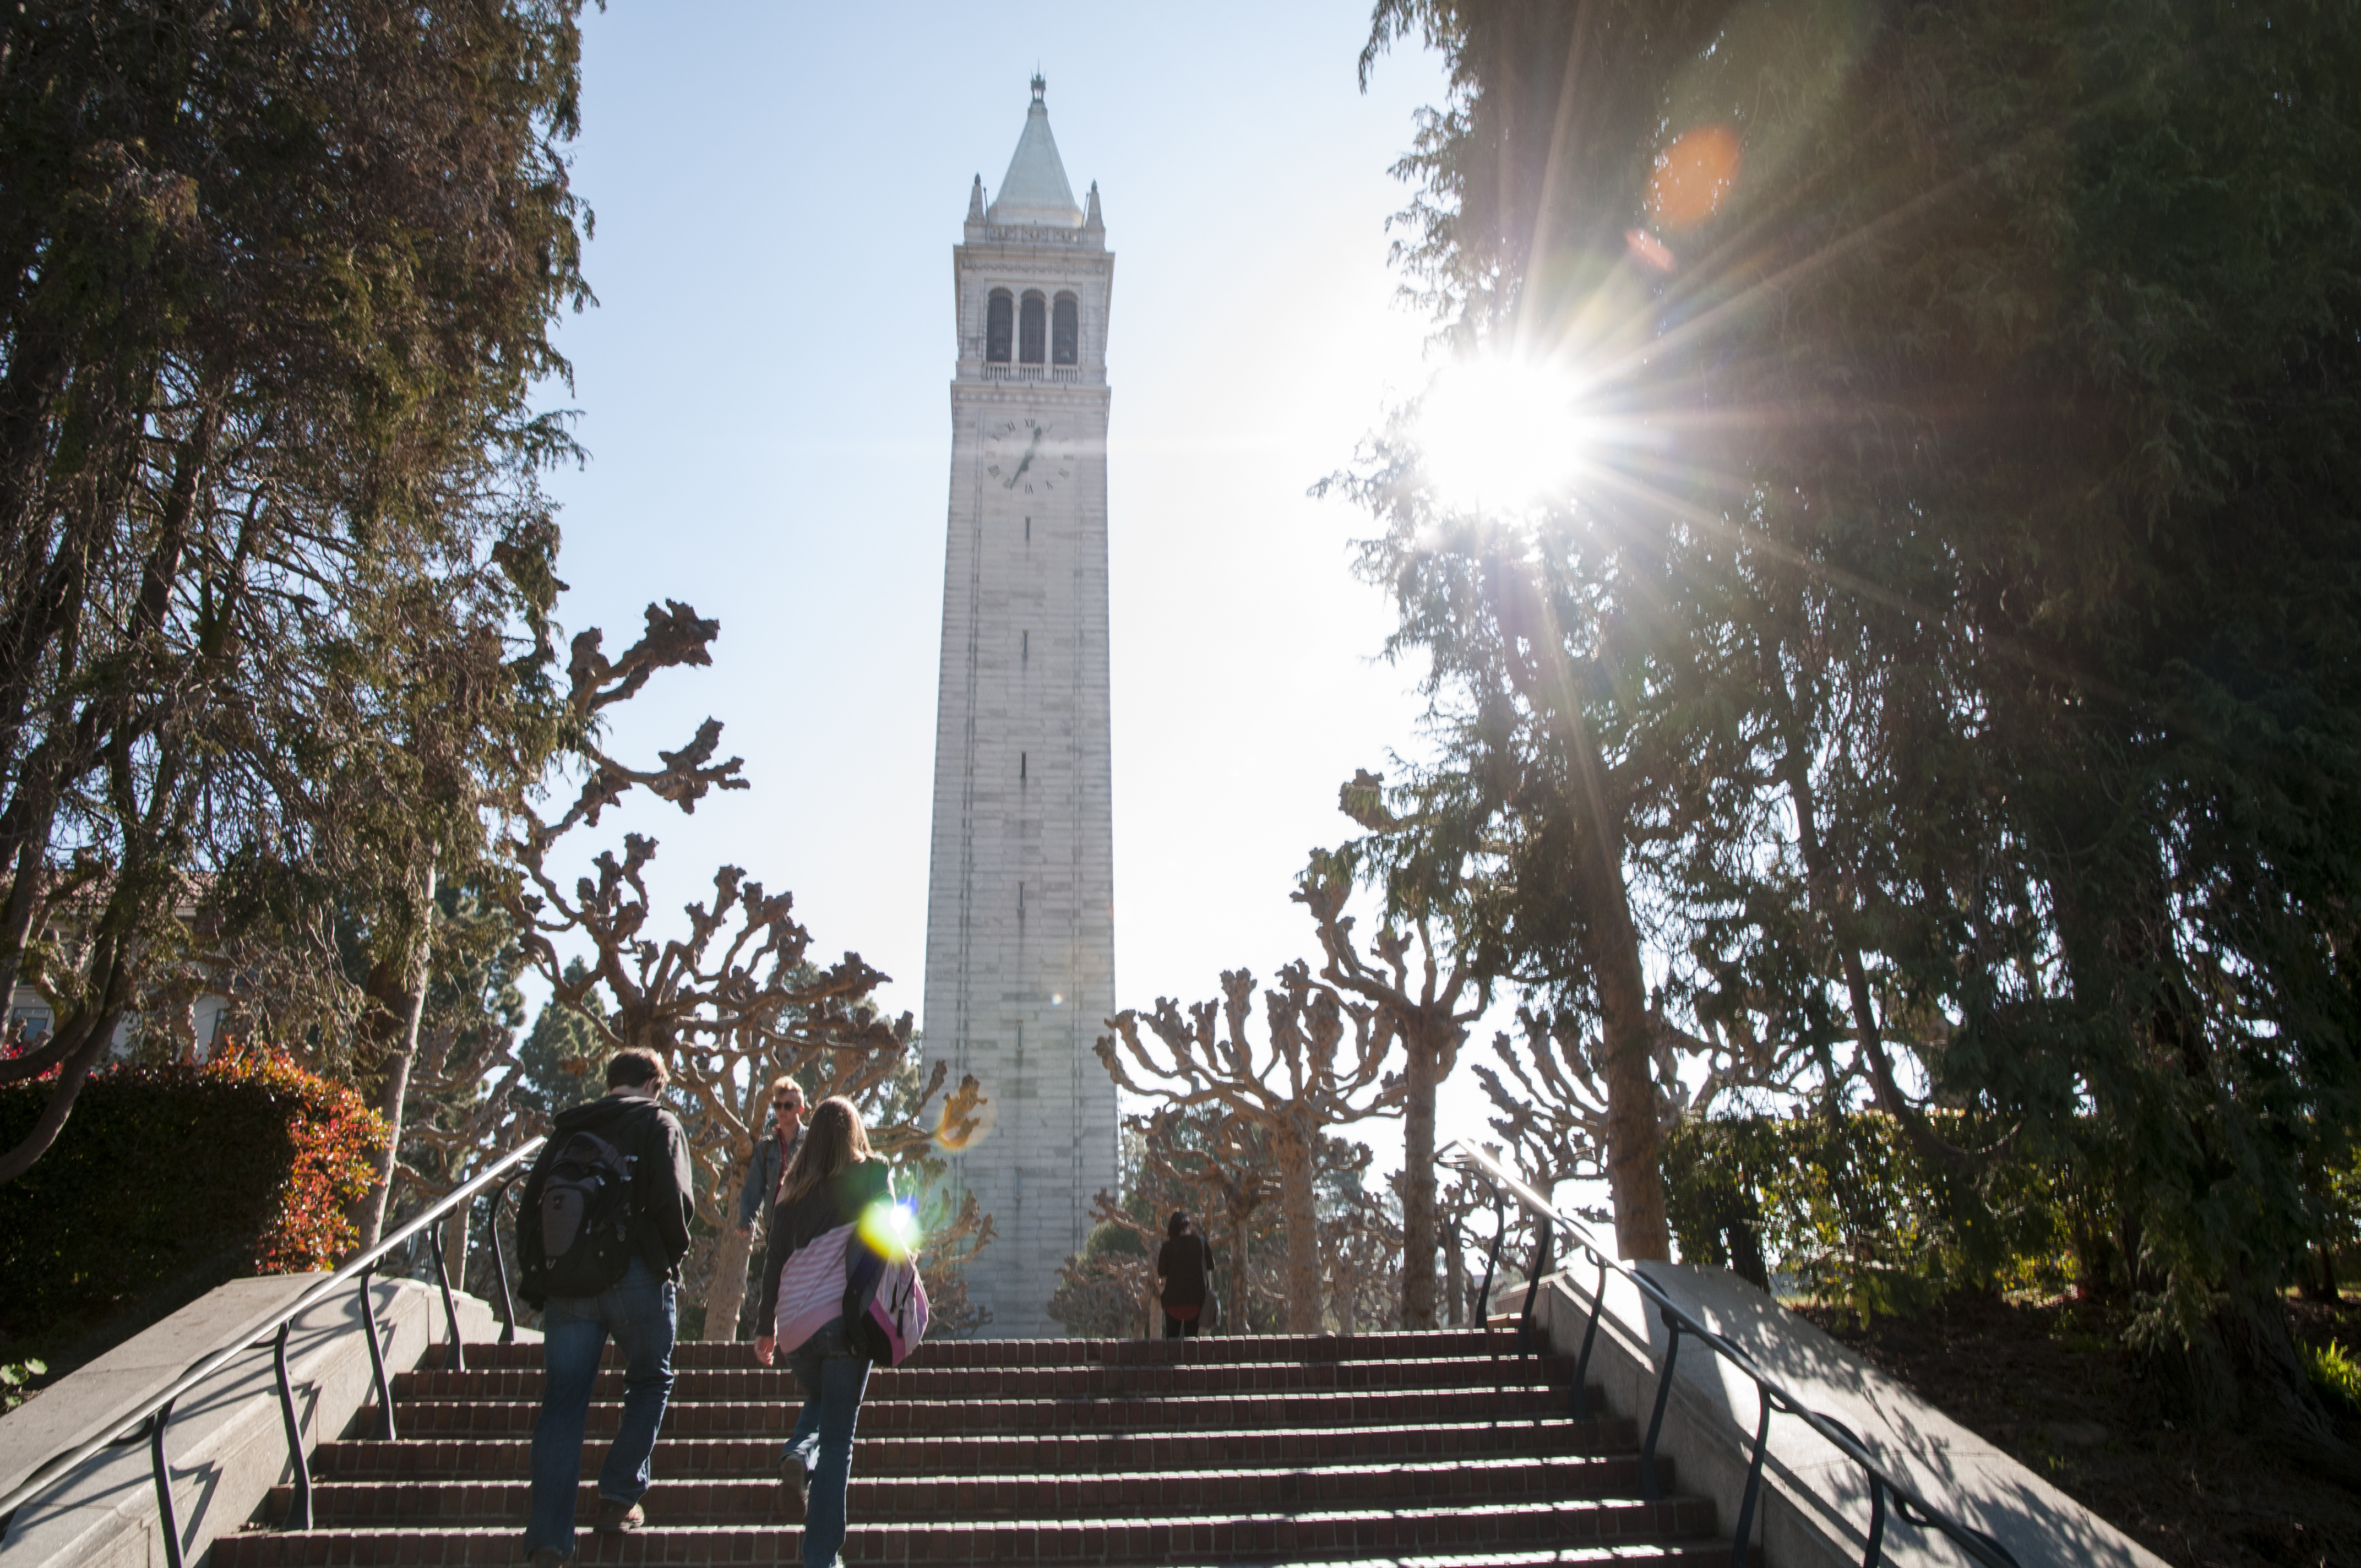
left=1794, top=1292, right=2361, bottom=1568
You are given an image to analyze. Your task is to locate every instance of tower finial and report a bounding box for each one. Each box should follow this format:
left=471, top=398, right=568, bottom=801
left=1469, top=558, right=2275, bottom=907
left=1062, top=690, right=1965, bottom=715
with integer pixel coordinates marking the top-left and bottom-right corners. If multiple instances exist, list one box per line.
left=1030, top=72, right=1046, bottom=106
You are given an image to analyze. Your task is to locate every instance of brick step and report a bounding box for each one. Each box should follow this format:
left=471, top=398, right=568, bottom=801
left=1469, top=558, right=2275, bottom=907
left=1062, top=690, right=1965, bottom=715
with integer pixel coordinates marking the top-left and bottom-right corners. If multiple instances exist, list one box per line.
left=276, top=1453, right=1674, bottom=1527
left=315, top=1417, right=1640, bottom=1481
left=219, top=1494, right=1721, bottom=1566
left=434, top=1329, right=1533, bottom=1371
left=388, top=1385, right=1573, bottom=1438
left=395, top=1355, right=1575, bottom=1403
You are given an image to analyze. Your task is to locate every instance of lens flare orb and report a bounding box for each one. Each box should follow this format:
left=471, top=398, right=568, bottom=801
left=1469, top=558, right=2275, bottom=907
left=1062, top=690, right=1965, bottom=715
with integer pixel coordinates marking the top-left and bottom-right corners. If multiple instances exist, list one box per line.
left=1647, top=124, right=1742, bottom=231
left=858, top=1199, right=923, bottom=1261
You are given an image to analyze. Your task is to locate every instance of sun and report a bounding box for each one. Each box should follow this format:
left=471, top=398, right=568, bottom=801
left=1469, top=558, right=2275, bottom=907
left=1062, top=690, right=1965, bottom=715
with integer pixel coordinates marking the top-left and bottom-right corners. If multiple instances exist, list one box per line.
left=1414, top=355, right=1590, bottom=516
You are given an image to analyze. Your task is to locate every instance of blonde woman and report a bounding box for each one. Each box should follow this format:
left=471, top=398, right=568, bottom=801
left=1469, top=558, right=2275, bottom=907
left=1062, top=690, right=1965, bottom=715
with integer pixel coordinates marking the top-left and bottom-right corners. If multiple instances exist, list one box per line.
left=754, top=1097, right=894, bottom=1568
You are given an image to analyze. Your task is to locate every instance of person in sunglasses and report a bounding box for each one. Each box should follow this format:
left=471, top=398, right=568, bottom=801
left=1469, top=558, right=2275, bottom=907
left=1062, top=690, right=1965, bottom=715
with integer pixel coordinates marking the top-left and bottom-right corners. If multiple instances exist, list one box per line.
left=738, top=1076, right=808, bottom=1238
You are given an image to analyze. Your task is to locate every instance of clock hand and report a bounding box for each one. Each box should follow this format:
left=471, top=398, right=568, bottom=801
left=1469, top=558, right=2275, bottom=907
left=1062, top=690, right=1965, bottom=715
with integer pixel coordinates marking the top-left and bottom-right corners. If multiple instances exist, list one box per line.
left=1003, top=428, right=1045, bottom=488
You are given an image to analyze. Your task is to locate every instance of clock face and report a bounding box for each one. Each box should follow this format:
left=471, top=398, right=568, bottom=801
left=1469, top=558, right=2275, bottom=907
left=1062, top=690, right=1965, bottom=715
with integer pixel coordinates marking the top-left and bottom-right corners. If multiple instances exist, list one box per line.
left=983, top=416, right=1074, bottom=496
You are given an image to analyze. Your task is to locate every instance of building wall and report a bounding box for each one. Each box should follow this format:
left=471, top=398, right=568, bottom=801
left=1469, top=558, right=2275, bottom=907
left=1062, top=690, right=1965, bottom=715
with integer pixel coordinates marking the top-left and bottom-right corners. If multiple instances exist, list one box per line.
left=921, top=217, right=1119, bottom=1335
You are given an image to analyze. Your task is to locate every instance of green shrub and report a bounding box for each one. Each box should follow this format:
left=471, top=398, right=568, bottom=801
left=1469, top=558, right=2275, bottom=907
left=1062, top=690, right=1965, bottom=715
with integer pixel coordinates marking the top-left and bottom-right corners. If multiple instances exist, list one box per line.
left=2303, top=1340, right=2361, bottom=1417
left=0, top=1047, right=385, bottom=1358
left=1663, top=1110, right=2059, bottom=1321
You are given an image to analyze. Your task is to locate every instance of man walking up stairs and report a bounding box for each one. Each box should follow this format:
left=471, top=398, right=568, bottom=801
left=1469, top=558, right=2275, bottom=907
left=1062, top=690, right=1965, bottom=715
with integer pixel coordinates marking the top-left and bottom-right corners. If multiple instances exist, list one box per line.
left=227, top=1330, right=1734, bottom=1565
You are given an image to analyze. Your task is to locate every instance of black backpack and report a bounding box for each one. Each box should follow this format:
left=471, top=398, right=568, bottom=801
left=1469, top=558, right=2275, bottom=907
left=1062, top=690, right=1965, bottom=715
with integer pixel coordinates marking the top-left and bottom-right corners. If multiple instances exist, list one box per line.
left=524, top=1115, right=646, bottom=1303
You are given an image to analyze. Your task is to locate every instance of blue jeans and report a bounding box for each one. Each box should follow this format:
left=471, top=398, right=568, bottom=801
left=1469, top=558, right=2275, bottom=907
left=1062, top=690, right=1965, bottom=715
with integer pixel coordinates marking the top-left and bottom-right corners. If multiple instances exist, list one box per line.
left=526, top=1257, right=677, bottom=1556
left=785, top=1319, right=873, bottom=1568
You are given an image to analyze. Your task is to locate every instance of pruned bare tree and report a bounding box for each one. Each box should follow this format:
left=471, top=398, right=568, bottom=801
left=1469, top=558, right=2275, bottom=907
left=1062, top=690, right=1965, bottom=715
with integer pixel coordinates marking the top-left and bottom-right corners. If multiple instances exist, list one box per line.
left=1479, top=996, right=1815, bottom=1194
left=1297, top=853, right=1486, bottom=1329
left=501, top=603, right=989, bottom=1331
left=1132, top=1106, right=1280, bottom=1335
left=1098, top=961, right=1400, bottom=1332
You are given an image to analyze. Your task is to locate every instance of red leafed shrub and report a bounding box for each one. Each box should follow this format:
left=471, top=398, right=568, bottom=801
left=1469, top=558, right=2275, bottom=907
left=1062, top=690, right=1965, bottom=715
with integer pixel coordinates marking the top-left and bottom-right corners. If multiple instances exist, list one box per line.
left=0, top=1046, right=387, bottom=1351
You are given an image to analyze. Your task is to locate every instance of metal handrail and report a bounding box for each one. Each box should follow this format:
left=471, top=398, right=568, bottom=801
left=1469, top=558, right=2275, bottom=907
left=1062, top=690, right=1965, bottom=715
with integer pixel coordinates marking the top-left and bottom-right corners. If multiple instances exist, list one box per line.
left=0, top=1136, right=546, bottom=1564
left=1442, top=1138, right=2024, bottom=1568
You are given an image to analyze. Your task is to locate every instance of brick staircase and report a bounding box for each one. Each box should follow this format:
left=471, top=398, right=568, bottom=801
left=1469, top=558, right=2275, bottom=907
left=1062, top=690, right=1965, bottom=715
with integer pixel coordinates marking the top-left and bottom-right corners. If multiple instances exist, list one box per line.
left=224, top=1330, right=1733, bottom=1566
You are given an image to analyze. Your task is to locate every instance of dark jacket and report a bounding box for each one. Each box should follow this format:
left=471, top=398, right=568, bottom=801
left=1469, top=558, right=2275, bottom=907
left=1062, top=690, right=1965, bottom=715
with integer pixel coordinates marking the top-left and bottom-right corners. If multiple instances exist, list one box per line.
left=1157, top=1234, right=1212, bottom=1309
left=755, top=1156, right=895, bottom=1331
left=736, top=1117, right=802, bottom=1230
left=519, top=1089, right=695, bottom=1286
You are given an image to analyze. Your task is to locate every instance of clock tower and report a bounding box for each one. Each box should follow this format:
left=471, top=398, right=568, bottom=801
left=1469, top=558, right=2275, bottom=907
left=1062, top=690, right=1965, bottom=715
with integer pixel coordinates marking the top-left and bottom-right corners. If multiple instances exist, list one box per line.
left=923, top=78, right=1118, bottom=1336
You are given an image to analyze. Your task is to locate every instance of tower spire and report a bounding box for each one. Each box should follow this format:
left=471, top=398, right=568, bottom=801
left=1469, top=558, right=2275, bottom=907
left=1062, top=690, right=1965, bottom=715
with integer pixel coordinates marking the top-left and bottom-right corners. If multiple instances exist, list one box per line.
left=988, top=77, right=1083, bottom=228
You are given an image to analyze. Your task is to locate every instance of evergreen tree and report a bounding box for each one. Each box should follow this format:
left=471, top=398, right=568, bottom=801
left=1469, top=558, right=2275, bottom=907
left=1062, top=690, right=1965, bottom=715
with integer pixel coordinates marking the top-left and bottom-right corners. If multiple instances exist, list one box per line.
left=1358, top=0, right=2361, bottom=1465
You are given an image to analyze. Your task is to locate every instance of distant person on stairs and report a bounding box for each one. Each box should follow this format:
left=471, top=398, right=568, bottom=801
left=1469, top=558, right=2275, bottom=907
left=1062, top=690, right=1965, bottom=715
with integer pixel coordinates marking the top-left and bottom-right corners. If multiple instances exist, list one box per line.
left=737, top=1075, right=807, bottom=1237
left=754, top=1096, right=896, bottom=1568
left=1157, top=1211, right=1213, bottom=1338
left=515, top=1047, right=694, bottom=1565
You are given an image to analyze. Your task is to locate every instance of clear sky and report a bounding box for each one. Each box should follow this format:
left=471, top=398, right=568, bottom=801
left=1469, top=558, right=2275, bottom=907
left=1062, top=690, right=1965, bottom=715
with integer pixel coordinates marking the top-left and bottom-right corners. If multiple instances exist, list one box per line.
left=537, top=3, right=1514, bottom=1174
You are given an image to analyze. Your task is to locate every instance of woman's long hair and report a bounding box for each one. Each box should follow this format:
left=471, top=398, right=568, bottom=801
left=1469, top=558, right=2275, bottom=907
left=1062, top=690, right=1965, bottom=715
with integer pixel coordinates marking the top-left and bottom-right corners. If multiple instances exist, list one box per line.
left=1168, top=1211, right=1194, bottom=1241
left=779, top=1096, right=872, bottom=1207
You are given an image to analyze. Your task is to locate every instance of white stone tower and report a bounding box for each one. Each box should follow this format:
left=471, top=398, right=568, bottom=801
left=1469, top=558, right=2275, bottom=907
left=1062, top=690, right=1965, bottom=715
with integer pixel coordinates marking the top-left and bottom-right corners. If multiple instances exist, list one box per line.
left=922, top=78, right=1118, bottom=1336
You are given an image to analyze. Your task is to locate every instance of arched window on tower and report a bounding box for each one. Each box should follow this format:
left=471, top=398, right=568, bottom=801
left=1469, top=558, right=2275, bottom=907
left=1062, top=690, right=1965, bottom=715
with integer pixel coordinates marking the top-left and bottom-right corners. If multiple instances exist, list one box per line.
left=1052, top=293, right=1079, bottom=366
left=985, top=290, right=1014, bottom=364
left=1019, top=291, right=1047, bottom=365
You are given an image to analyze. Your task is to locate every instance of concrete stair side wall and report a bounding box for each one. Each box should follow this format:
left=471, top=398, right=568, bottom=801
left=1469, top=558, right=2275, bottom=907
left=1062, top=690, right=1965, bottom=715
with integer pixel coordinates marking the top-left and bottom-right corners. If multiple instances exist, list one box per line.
left=1532, top=1262, right=2169, bottom=1568
left=1, top=1277, right=507, bottom=1568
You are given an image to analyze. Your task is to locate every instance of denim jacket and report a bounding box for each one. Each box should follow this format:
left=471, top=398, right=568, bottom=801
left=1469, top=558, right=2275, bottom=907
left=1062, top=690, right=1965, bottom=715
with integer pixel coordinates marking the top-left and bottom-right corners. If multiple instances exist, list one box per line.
left=736, top=1118, right=801, bottom=1229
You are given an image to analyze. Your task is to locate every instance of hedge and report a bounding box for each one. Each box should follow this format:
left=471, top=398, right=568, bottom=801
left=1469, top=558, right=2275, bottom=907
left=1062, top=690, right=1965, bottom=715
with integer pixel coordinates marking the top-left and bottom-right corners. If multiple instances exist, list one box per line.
left=0, top=1046, right=387, bottom=1350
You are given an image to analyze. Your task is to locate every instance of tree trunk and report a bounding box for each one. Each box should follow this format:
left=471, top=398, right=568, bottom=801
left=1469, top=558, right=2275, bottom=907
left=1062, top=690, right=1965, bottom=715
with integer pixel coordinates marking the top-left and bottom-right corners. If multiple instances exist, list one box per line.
left=1560, top=708, right=1669, bottom=1261
left=704, top=1217, right=756, bottom=1342
left=0, top=1005, right=122, bottom=1184
left=442, top=1200, right=470, bottom=1299
left=357, top=865, right=438, bottom=1253
left=1525, top=651, right=1672, bottom=1264
left=1276, top=1121, right=1324, bottom=1332
left=1225, top=1217, right=1250, bottom=1334
left=1444, top=1217, right=1467, bottom=1327
left=1513, top=571, right=1671, bottom=1265
left=2147, top=1284, right=2361, bottom=1485
left=1400, top=1029, right=1440, bottom=1328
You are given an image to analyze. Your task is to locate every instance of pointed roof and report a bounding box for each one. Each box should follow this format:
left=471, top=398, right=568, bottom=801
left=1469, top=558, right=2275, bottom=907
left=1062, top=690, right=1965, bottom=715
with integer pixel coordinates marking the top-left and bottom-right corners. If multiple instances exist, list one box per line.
left=987, top=76, right=1084, bottom=229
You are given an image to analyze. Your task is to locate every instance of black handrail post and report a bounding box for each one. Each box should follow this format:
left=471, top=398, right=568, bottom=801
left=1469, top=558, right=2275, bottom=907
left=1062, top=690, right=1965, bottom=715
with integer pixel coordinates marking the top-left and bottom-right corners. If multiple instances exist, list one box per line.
left=1569, top=1255, right=1607, bottom=1421
left=1476, top=1195, right=1507, bottom=1327
left=1731, top=1381, right=1774, bottom=1566
left=1862, top=1473, right=1889, bottom=1568
left=271, top=1320, right=312, bottom=1529
left=1640, top=1305, right=1680, bottom=1503
left=357, top=1265, right=398, bottom=1441
left=491, top=1179, right=521, bottom=1344
left=1517, top=1216, right=1553, bottom=1355
left=148, top=1400, right=182, bottom=1568
left=428, top=1222, right=466, bottom=1373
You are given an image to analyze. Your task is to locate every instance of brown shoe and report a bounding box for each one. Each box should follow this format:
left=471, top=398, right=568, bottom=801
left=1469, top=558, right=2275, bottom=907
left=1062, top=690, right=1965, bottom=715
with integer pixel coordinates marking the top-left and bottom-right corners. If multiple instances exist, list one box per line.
left=595, top=1498, right=645, bottom=1534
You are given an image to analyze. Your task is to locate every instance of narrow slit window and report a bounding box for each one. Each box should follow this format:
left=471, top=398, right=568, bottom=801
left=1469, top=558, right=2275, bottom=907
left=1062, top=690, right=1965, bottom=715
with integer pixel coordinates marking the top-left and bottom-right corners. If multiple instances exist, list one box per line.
left=1020, top=751, right=1027, bottom=781
left=1052, top=293, right=1079, bottom=365
left=1021, top=629, right=1029, bottom=662
left=1019, top=291, right=1047, bottom=364
left=985, top=290, right=1014, bottom=363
